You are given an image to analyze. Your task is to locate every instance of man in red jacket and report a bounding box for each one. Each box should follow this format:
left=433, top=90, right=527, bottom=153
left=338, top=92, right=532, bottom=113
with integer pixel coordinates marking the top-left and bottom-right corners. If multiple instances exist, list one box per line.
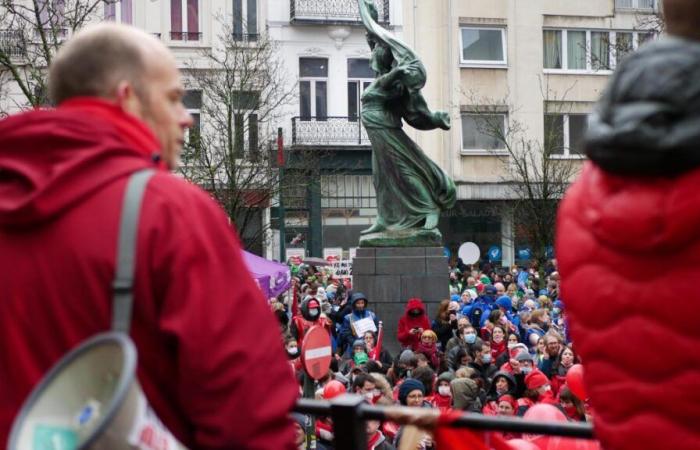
left=556, top=1, right=700, bottom=449
left=0, top=24, right=298, bottom=449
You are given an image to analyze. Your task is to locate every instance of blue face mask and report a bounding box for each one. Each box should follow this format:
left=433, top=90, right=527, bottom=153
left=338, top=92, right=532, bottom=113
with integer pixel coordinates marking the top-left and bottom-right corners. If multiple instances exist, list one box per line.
left=482, top=354, right=492, bottom=364
left=464, top=333, right=477, bottom=344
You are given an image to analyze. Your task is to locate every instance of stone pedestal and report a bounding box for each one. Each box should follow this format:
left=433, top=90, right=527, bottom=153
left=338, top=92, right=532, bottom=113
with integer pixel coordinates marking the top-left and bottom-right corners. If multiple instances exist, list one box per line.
left=352, top=247, right=449, bottom=357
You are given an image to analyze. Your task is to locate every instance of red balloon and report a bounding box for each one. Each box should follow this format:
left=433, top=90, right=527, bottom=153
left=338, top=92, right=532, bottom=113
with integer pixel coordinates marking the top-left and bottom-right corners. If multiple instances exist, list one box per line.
left=566, top=364, right=587, bottom=400
left=524, top=404, right=568, bottom=422
left=530, top=436, right=602, bottom=450
left=508, top=438, right=541, bottom=450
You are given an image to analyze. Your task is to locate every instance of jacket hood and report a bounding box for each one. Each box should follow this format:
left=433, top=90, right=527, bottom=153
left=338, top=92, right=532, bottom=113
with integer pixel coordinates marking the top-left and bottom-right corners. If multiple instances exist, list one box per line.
left=450, top=378, right=480, bottom=410
left=487, top=371, right=516, bottom=397
left=0, top=99, right=161, bottom=227
left=586, top=37, right=700, bottom=176
left=351, top=292, right=368, bottom=306
left=404, top=298, right=427, bottom=314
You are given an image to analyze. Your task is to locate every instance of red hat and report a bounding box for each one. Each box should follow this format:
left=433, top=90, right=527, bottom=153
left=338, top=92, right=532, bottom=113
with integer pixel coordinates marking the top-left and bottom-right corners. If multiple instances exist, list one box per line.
left=498, top=394, right=518, bottom=411
left=322, top=380, right=347, bottom=400
left=476, top=283, right=485, bottom=294
left=525, top=370, right=549, bottom=390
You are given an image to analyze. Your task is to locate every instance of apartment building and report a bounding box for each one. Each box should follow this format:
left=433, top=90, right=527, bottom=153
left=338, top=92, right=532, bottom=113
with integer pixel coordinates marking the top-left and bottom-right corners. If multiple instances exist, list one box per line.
left=402, top=0, right=659, bottom=267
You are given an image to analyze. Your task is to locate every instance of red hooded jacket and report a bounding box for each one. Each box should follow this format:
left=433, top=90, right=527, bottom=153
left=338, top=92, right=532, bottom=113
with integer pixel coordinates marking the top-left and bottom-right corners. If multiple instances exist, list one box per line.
left=397, top=298, right=431, bottom=350
left=0, top=99, right=298, bottom=449
left=557, top=162, right=700, bottom=450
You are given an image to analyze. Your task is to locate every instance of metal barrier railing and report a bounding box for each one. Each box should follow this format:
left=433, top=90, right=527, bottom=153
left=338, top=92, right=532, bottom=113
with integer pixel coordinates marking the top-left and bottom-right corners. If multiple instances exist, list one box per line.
left=294, top=395, right=595, bottom=450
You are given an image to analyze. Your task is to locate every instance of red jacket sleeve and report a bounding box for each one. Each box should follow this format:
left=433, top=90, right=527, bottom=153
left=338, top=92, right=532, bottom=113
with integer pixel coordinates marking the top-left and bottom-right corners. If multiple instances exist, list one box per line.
left=397, top=316, right=414, bottom=347
left=147, top=180, right=298, bottom=450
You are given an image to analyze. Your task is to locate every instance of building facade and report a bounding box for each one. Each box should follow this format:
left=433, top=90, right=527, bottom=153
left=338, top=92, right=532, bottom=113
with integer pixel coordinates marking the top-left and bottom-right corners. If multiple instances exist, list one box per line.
left=402, top=0, right=659, bottom=267
left=0, top=0, right=661, bottom=262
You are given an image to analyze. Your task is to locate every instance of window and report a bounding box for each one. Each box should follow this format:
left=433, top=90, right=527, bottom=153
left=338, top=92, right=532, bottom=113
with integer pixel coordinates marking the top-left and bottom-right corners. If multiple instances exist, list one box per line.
left=171, top=0, right=200, bottom=41
left=544, top=113, right=588, bottom=157
left=104, top=0, right=133, bottom=24
left=233, top=0, right=257, bottom=41
left=299, top=58, right=328, bottom=120
left=232, top=91, right=260, bottom=160
left=347, top=59, right=374, bottom=121
left=615, top=0, right=656, bottom=10
left=461, top=113, right=507, bottom=152
left=543, top=29, right=653, bottom=72
left=183, top=90, right=202, bottom=153
left=35, top=0, right=67, bottom=37
left=460, top=27, right=506, bottom=65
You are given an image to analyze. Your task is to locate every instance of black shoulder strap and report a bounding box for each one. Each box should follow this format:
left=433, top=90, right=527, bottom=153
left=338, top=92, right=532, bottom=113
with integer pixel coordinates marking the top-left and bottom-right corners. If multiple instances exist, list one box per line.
left=112, top=169, right=155, bottom=333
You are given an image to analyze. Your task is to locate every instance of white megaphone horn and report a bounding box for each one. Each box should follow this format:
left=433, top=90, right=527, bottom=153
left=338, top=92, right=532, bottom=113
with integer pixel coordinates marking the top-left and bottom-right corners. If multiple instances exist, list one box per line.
left=7, top=332, right=188, bottom=450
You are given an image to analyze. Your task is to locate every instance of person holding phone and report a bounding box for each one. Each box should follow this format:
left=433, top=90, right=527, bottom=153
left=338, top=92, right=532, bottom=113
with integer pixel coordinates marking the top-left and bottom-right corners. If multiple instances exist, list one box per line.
left=397, top=298, right=431, bottom=351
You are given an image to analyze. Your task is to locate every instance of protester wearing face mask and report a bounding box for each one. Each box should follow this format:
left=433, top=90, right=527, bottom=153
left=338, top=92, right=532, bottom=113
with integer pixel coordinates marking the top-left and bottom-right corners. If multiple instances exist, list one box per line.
left=416, top=330, right=441, bottom=370
left=429, top=372, right=455, bottom=411
left=445, top=318, right=480, bottom=354
left=397, top=297, right=432, bottom=351
left=341, top=339, right=370, bottom=374
left=352, top=373, right=381, bottom=404
left=468, top=341, right=498, bottom=387
left=290, top=296, right=332, bottom=345
left=284, top=336, right=302, bottom=375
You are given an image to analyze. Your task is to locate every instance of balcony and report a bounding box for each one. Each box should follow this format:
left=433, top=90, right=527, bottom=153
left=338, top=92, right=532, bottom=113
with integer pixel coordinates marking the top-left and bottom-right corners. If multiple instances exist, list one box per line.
left=292, top=116, right=370, bottom=147
left=0, top=30, right=25, bottom=58
left=232, top=33, right=259, bottom=43
left=290, top=0, right=390, bottom=25
left=169, top=31, right=202, bottom=41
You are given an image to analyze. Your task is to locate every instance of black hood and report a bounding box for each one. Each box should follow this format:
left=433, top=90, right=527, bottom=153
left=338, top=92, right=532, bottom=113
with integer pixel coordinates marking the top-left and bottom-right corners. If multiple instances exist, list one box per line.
left=586, top=36, right=700, bottom=176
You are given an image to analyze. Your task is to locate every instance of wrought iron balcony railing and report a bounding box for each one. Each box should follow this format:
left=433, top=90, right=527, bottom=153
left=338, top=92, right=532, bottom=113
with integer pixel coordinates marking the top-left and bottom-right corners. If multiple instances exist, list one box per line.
left=0, top=30, right=25, bottom=58
left=290, top=0, right=390, bottom=25
left=232, top=33, right=259, bottom=43
left=292, top=116, right=370, bottom=147
left=169, top=31, right=203, bottom=41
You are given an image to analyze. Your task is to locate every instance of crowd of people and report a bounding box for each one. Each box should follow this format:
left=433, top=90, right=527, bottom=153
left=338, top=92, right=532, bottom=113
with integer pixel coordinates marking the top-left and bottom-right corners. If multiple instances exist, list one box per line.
left=272, top=260, right=584, bottom=450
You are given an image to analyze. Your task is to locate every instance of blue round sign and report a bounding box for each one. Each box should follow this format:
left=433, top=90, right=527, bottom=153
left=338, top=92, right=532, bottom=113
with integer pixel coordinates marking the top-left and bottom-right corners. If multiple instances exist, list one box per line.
left=518, top=248, right=532, bottom=260
left=487, top=246, right=502, bottom=262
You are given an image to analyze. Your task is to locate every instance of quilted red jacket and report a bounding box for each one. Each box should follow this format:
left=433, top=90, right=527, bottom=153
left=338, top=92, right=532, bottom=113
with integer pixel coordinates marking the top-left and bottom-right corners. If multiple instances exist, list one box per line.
left=557, top=162, right=700, bottom=450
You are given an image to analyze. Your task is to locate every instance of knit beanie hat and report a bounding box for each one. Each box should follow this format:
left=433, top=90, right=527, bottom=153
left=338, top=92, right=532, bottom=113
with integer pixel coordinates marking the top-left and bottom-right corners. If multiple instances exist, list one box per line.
left=525, top=370, right=549, bottom=390
left=398, top=378, right=425, bottom=405
left=353, top=339, right=366, bottom=350
left=399, top=349, right=415, bottom=365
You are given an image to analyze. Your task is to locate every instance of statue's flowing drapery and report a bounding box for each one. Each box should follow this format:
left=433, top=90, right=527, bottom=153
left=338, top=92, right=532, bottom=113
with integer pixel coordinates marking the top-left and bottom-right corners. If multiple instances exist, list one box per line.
left=358, top=0, right=456, bottom=235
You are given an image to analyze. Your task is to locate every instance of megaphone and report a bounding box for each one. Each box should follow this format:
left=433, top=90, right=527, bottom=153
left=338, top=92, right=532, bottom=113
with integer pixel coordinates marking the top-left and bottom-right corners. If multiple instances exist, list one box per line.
left=8, top=332, right=188, bottom=450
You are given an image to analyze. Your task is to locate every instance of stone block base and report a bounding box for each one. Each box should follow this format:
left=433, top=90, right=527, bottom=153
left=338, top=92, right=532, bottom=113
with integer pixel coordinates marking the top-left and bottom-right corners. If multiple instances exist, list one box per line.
left=352, top=247, right=449, bottom=357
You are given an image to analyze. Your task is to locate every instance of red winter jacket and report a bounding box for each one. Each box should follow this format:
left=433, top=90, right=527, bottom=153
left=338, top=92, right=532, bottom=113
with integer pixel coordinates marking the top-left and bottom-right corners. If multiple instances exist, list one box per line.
left=397, top=298, right=431, bottom=350
left=557, top=162, right=700, bottom=450
left=0, top=99, right=298, bottom=449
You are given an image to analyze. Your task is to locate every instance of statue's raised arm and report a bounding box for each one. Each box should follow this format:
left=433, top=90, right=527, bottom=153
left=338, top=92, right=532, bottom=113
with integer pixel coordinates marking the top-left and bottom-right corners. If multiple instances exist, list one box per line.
left=356, top=0, right=456, bottom=247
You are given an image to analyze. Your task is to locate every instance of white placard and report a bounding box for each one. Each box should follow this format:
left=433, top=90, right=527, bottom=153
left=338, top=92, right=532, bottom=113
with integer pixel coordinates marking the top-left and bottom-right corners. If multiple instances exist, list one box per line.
left=353, top=317, right=377, bottom=335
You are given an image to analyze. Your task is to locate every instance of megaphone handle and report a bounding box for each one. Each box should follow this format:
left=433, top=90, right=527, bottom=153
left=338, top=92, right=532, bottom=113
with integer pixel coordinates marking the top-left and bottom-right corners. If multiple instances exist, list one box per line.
left=112, top=169, right=155, bottom=334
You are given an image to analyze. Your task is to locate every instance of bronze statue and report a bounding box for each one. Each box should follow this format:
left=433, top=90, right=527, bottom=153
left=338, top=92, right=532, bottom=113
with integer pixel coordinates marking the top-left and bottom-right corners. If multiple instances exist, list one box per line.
left=358, top=0, right=456, bottom=247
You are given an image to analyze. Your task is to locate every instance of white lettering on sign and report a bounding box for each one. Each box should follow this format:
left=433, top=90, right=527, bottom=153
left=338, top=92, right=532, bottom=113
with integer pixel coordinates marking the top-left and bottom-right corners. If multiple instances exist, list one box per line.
left=305, top=346, right=332, bottom=360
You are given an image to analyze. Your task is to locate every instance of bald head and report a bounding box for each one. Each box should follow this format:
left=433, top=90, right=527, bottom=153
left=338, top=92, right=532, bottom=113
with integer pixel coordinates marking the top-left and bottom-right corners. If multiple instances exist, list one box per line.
left=664, top=0, right=700, bottom=41
left=49, top=23, right=169, bottom=105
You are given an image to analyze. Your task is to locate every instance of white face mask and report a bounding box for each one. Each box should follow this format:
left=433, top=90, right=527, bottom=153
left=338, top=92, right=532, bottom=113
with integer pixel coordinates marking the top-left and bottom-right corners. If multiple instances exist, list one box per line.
left=364, top=392, right=375, bottom=401
left=438, top=385, right=451, bottom=396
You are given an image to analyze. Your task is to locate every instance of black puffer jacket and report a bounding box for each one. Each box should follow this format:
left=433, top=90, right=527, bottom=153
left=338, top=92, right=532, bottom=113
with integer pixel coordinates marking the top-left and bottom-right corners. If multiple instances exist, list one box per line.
left=586, top=36, right=700, bottom=176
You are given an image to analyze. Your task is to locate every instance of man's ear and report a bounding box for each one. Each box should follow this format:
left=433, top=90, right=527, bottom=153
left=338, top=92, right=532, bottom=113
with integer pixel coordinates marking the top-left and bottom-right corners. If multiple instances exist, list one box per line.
left=114, top=80, right=144, bottom=119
